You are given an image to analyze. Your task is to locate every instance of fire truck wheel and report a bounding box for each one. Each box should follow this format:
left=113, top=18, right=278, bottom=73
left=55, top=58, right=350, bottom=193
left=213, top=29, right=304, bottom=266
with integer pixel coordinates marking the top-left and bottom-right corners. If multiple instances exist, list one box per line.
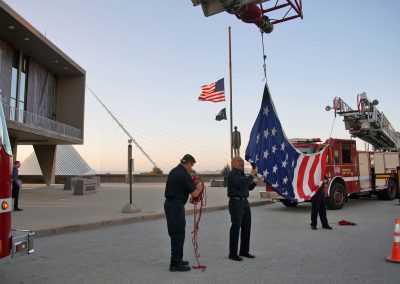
left=327, top=183, right=346, bottom=210
left=282, top=199, right=298, bottom=207
left=378, top=180, right=397, bottom=200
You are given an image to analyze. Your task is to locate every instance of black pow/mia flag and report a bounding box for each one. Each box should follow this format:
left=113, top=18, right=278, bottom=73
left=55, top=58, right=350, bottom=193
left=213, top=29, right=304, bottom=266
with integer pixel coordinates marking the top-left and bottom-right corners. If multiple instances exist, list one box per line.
left=215, top=108, right=227, bottom=121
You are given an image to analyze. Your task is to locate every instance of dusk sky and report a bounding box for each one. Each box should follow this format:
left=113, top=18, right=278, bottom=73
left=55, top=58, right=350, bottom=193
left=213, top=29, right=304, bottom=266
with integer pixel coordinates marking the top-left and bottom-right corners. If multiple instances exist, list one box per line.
left=7, top=0, right=400, bottom=173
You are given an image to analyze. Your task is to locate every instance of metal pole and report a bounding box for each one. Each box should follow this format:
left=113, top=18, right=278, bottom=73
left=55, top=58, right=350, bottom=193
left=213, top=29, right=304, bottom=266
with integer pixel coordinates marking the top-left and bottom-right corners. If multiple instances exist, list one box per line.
left=128, top=140, right=132, bottom=204
left=122, top=138, right=140, bottom=213
left=228, top=26, right=234, bottom=160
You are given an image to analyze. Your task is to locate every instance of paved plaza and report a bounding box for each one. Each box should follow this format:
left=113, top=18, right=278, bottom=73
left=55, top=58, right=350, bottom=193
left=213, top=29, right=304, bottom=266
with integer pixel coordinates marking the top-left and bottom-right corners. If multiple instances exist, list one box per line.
left=1, top=185, right=399, bottom=283
left=11, top=183, right=268, bottom=237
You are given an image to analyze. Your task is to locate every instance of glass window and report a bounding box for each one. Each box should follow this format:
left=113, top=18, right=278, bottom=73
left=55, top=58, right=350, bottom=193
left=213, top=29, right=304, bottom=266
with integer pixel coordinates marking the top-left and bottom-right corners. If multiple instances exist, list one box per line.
left=342, top=143, right=351, bottom=163
left=17, top=56, right=29, bottom=123
left=334, top=150, right=340, bottom=163
left=10, top=51, right=19, bottom=121
left=326, top=149, right=331, bottom=165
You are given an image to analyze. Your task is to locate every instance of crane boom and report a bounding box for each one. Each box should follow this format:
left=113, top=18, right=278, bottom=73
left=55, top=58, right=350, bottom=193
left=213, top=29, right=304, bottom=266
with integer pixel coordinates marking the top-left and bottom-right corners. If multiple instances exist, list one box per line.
left=332, top=92, right=400, bottom=151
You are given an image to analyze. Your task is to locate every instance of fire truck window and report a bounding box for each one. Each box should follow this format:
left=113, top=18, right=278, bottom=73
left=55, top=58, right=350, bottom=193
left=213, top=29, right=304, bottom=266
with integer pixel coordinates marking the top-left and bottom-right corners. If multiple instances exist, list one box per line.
left=342, top=144, right=351, bottom=163
left=334, top=150, right=339, bottom=163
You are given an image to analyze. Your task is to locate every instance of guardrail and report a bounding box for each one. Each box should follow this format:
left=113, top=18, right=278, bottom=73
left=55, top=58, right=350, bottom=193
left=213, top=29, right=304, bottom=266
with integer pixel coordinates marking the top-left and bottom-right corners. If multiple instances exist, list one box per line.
left=2, top=102, right=82, bottom=139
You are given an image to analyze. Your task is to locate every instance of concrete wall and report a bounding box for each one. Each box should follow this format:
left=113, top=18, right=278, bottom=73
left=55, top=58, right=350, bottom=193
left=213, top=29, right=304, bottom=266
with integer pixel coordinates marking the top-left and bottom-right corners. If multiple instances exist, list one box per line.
left=55, top=75, right=85, bottom=140
left=20, top=174, right=224, bottom=184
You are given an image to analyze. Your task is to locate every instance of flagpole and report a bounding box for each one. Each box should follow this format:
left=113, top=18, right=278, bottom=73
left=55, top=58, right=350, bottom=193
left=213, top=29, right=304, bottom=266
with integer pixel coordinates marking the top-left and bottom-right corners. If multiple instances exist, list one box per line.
left=228, top=26, right=233, bottom=160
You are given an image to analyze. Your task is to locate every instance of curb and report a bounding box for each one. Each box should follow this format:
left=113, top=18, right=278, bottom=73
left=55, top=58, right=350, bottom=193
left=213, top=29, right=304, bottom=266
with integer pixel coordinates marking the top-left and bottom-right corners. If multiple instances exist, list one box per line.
left=34, top=200, right=272, bottom=238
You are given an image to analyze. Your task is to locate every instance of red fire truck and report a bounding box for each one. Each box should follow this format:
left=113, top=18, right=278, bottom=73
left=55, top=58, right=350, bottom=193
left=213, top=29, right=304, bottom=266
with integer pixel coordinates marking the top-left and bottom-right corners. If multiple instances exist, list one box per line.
left=261, top=92, right=400, bottom=209
left=0, top=96, right=34, bottom=259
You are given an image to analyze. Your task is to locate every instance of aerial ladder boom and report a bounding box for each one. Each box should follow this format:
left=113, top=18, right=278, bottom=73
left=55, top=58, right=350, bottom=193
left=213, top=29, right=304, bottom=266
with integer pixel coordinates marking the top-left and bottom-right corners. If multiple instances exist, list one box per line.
left=331, top=92, right=400, bottom=151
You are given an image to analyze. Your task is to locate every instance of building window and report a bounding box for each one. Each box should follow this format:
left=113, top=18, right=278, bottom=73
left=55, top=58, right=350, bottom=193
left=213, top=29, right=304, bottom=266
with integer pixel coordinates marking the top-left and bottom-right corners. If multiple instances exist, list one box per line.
left=9, top=50, right=18, bottom=120
left=9, top=50, right=29, bottom=123
left=17, top=55, right=29, bottom=122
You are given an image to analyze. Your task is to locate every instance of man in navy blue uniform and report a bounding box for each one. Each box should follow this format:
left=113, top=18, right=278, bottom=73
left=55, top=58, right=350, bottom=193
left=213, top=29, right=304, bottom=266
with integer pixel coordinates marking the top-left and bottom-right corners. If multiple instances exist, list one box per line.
left=12, top=161, right=22, bottom=211
left=227, top=156, right=258, bottom=261
left=310, top=176, right=332, bottom=230
left=164, top=154, right=202, bottom=272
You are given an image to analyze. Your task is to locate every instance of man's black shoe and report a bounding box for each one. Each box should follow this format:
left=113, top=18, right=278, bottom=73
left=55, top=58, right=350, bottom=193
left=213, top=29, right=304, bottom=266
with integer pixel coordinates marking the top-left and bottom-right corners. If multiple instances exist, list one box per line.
left=228, top=255, right=243, bottom=261
left=169, top=265, right=191, bottom=272
left=14, top=208, right=23, bottom=211
left=311, top=225, right=317, bottom=230
left=323, top=225, right=333, bottom=230
left=180, top=260, right=189, bottom=266
left=239, top=253, right=255, bottom=258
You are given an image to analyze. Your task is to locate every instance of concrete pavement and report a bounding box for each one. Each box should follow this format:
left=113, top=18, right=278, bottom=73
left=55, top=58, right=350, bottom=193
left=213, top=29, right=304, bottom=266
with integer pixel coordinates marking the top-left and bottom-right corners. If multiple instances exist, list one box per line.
left=2, top=197, right=400, bottom=283
left=12, top=183, right=269, bottom=237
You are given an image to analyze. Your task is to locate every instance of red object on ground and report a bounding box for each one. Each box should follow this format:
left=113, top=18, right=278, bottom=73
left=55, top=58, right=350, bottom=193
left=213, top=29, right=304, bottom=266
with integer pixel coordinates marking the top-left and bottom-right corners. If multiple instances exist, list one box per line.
left=338, top=219, right=357, bottom=226
left=190, top=176, right=207, bottom=270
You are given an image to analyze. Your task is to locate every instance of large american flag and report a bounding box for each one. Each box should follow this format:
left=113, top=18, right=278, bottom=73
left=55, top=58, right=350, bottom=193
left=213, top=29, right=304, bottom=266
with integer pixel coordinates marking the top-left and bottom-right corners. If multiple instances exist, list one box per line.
left=198, top=78, right=225, bottom=102
left=245, top=83, right=328, bottom=202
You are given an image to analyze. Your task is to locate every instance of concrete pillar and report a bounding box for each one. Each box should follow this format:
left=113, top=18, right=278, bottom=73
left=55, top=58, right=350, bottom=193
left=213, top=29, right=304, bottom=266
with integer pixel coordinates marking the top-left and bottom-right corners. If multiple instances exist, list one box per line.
left=33, top=145, right=57, bottom=185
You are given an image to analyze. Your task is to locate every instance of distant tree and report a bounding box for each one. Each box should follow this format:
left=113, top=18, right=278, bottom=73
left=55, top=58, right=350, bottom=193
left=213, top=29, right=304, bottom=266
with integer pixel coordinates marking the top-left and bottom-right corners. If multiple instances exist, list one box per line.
left=189, top=168, right=197, bottom=174
left=148, top=167, right=163, bottom=175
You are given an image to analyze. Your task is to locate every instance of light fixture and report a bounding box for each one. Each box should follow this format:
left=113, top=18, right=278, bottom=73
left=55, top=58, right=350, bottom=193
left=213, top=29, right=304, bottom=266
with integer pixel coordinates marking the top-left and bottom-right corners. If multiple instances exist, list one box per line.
left=23, top=37, right=30, bottom=41
left=7, top=25, right=15, bottom=31
left=63, top=66, right=68, bottom=70
left=54, top=59, right=59, bottom=64
left=1, top=201, right=9, bottom=210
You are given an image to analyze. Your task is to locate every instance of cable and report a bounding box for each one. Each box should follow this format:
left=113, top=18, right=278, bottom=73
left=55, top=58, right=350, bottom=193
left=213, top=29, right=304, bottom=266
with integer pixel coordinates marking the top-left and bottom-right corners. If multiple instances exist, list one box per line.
left=261, top=31, right=267, bottom=80
left=86, top=85, right=158, bottom=168
left=329, top=116, right=336, bottom=139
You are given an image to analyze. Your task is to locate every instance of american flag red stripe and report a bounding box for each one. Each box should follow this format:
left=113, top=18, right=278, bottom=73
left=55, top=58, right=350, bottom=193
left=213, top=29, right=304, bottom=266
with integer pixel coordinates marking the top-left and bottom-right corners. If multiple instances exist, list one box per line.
left=293, top=147, right=328, bottom=201
left=198, top=78, right=225, bottom=102
left=296, top=156, right=310, bottom=200
left=308, top=152, right=321, bottom=193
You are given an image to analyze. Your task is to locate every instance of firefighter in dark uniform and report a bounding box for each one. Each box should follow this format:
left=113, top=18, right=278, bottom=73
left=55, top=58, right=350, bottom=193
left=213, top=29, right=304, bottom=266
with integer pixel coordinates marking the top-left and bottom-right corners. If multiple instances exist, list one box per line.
left=227, top=156, right=258, bottom=261
left=164, top=154, right=202, bottom=272
left=310, top=176, right=332, bottom=230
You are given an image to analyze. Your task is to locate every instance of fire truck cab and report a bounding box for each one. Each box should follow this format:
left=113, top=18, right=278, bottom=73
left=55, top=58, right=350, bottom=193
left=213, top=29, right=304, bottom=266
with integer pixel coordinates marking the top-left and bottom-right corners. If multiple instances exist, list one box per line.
left=0, top=93, right=34, bottom=260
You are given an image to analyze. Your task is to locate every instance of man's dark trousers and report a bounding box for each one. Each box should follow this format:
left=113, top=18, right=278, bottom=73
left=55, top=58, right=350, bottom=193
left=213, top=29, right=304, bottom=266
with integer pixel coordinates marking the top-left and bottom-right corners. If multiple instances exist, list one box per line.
left=229, top=199, right=251, bottom=256
left=164, top=199, right=186, bottom=266
left=311, top=191, right=328, bottom=227
left=12, top=182, right=20, bottom=209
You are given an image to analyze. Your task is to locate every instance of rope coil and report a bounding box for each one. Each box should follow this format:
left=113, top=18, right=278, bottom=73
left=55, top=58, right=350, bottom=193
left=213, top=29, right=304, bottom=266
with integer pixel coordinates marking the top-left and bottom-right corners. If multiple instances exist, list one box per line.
left=190, top=176, right=207, bottom=271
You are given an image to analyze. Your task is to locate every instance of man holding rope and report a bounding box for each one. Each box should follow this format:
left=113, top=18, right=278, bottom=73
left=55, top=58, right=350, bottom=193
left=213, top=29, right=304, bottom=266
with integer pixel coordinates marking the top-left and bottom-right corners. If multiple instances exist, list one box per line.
left=164, top=154, right=203, bottom=272
left=227, top=156, right=259, bottom=261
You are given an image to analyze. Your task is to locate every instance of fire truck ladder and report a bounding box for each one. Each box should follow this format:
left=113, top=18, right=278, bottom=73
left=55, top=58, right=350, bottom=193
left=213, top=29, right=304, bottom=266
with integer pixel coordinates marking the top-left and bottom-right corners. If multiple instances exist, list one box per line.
left=332, top=92, right=400, bottom=151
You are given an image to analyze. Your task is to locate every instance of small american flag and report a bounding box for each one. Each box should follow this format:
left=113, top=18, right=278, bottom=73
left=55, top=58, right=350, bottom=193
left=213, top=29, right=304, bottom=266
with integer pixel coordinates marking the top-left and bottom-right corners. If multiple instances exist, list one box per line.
left=198, top=78, right=225, bottom=102
left=245, top=83, right=328, bottom=202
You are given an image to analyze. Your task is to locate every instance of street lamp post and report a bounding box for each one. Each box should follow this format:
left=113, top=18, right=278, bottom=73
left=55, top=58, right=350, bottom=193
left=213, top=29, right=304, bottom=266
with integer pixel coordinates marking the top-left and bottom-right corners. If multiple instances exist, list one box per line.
left=122, top=139, right=140, bottom=213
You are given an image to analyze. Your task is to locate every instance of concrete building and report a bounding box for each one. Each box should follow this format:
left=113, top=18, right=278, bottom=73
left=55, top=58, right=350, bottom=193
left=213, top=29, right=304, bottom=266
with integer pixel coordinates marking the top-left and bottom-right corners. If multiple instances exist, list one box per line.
left=0, top=1, right=85, bottom=185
